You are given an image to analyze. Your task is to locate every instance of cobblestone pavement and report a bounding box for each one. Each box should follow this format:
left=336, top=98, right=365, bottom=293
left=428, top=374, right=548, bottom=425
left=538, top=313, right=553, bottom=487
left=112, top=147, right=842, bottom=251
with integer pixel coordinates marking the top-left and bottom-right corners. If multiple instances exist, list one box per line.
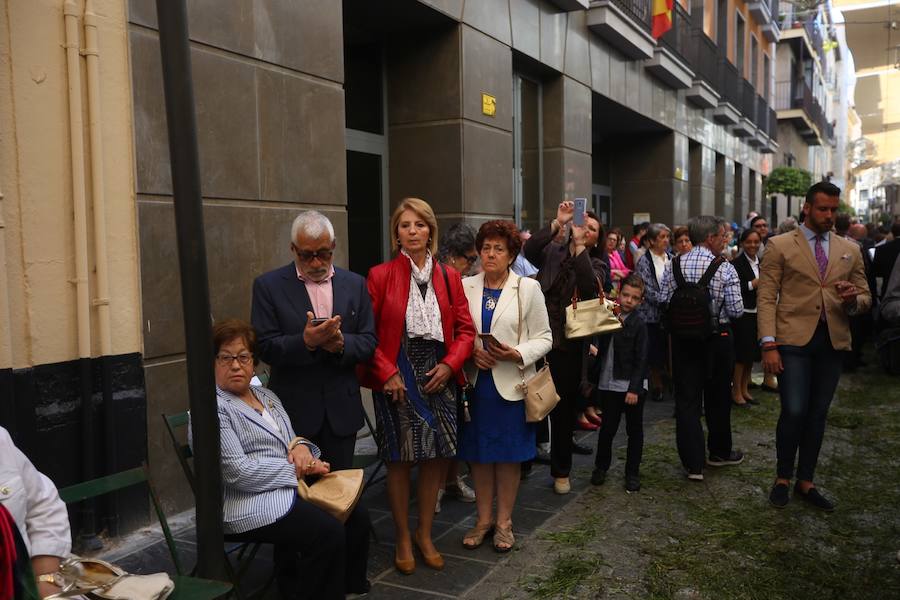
left=100, top=400, right=675, bottom=598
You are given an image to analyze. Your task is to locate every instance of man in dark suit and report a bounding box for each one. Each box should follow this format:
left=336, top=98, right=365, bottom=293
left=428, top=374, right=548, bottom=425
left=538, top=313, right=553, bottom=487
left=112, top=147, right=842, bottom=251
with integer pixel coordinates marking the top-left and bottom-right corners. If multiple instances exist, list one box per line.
left=872, top=221, right=900, bottom=298
left=252, top=211, right=377, bottom=470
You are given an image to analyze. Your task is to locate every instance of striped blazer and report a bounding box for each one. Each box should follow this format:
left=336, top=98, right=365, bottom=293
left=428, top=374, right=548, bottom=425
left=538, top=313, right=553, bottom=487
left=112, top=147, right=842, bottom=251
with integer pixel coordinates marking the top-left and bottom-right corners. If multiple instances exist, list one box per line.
left=191, top=386, right=321, bottom=534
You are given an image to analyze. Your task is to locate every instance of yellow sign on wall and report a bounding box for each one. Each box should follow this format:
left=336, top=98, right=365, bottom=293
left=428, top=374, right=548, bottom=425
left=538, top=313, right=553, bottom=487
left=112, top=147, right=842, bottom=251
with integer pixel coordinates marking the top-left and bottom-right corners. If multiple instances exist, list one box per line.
left=482, top=93, right=496, bottom=117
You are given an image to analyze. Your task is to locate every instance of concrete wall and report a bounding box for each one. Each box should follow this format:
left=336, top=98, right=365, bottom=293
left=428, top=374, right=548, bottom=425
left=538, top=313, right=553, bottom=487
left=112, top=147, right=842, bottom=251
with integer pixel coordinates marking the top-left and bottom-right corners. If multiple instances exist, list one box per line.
left=128, top=0, right=348, bottom=512
left=1, top=0, right=142, bottom=369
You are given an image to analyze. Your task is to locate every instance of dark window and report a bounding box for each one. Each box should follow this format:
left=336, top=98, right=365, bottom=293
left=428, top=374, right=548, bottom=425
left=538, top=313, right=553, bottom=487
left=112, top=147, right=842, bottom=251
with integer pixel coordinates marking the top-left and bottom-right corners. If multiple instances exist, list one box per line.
left=735, top=12, right=745, bottom=77
left=717, top=0, right=728, bottom=47
left=344, top=44, right=383, bottom=134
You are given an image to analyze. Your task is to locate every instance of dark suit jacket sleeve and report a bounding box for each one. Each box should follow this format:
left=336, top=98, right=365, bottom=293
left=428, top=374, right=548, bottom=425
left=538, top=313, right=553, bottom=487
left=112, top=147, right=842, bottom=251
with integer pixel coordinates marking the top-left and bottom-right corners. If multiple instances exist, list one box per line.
left=573, top=251, right=605, bottom=299
left=251, top=275, right=318, bottom=367
left=524, top=223, right=554, bottom=269
left=628, top=320, right=649, bottom=395
left=338, top=276, right=377, bottom=368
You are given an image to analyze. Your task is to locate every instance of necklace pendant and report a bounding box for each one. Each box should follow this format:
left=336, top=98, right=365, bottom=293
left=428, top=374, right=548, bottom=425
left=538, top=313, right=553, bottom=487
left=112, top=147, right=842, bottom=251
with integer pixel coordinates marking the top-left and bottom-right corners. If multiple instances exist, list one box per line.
left=484, top=296, right=497, bottom=311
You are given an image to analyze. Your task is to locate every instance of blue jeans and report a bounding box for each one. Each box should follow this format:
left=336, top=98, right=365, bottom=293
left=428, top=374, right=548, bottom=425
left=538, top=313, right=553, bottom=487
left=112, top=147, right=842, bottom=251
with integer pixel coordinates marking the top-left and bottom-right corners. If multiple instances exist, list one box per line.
left=776, top=322, right=843, bottom=481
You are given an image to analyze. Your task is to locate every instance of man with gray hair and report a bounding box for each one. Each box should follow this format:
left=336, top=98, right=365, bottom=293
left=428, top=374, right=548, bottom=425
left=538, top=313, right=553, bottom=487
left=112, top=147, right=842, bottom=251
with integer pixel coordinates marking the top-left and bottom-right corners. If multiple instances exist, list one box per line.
left=659, top=215, right=745, bottom=481
left=252, top=210, right=377, bottom=469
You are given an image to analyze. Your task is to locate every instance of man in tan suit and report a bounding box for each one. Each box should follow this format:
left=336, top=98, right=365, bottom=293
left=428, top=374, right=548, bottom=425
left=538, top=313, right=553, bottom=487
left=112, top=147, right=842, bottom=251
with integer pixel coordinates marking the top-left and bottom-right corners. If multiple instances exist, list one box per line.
left=758, top=182, right=871, bottom=511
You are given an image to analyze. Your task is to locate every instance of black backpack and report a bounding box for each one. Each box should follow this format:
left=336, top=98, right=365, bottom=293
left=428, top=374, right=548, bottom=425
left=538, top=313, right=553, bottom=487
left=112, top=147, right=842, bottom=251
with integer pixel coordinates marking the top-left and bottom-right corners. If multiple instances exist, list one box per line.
left=664, top=255, right=725, bottom=339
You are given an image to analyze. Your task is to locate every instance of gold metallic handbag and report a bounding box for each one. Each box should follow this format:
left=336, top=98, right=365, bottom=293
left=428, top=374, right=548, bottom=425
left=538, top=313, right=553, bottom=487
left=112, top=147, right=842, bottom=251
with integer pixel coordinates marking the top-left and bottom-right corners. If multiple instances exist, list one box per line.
left=47, top=556, right=174, bottom=599
left=297, top=469, right=364, bottom=523
left=564, top=276, right=623, bottom=339
left=515, top=282, right=560, bottom=423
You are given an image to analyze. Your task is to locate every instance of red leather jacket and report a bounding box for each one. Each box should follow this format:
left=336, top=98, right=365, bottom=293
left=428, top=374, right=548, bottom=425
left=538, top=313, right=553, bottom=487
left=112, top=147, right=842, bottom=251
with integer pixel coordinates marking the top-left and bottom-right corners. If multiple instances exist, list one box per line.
left=357, top=254, right=476, bottom=390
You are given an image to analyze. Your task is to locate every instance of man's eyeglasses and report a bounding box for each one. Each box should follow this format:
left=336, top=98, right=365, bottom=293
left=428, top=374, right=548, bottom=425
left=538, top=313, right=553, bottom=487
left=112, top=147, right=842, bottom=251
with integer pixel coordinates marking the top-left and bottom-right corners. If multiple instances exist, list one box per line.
left=216, top=353, right=253, bottom=366
left=293, top=247, right=334, bottom=262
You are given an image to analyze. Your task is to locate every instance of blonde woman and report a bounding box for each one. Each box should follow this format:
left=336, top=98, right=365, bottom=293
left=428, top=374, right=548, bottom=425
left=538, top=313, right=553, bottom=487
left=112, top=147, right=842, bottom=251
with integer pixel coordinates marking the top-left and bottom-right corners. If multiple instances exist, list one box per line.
left=359, top=198, right=476, bottom=574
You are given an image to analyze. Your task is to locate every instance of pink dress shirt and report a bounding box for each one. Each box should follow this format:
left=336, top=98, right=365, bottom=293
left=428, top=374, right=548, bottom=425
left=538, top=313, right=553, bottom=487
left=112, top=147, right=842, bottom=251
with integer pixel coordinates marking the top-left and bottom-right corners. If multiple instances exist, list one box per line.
left=295, top=264, right=335, bottom=318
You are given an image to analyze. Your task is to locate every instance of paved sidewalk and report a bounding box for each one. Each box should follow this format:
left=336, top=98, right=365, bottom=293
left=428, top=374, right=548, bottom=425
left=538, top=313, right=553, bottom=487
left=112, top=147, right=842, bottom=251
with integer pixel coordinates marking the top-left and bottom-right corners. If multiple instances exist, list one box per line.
left=99, top=399, right=673, bottom=598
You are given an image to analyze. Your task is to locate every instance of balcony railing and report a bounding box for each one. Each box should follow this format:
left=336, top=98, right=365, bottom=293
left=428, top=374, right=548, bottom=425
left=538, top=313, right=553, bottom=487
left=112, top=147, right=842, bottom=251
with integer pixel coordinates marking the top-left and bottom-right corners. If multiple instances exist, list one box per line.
left=774, top=79, right=828, bottom=143
left=686, top=27, right=719, bottom=88
left=741, top=79, right=757, bottom=123
left=755, top=94, right=768, bottom=131
left=768, top=107, right=778, bottom=141
left=717, top=58, right=741, bottom=109
left=610, top=0, right=651, bottom=32
left=659, top=3, right=692, bottom=62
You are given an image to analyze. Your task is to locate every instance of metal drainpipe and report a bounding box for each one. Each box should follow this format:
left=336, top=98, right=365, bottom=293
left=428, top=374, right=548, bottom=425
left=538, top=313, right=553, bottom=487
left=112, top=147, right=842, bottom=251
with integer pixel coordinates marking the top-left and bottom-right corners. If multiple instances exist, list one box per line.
left=64, top=0, right=100, bottom=549
left=83, top=0, right=117, bottom=536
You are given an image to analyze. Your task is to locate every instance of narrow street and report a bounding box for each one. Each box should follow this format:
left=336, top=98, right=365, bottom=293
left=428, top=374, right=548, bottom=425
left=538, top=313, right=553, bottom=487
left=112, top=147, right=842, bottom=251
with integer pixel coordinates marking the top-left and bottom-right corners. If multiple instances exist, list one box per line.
left=468, top=358, right=900, bottom=599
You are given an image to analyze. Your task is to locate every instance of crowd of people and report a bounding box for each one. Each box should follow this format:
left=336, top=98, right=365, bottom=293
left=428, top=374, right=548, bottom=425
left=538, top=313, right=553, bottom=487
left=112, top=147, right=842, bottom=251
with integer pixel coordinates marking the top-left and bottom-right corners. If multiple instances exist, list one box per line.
left=4, top=181, right=892, bottom=599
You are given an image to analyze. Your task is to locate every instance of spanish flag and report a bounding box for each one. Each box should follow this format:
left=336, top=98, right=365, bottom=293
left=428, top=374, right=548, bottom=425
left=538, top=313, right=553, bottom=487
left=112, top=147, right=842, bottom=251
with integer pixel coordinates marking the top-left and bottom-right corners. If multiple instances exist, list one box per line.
left=651, top=0, right=674, bottom=39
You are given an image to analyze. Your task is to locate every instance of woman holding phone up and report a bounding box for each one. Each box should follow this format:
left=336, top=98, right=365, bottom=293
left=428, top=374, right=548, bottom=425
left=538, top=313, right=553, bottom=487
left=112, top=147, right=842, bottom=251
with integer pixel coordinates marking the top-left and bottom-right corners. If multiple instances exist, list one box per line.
left=458, top=220, right=552, bottom=552
left=523, top=201, right=608, bottom=494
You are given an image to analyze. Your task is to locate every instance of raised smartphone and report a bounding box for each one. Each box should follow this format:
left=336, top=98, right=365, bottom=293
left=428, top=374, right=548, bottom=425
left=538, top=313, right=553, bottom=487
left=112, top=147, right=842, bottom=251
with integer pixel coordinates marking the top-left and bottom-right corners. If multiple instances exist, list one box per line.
left=573, top=197, right=587, bottom=226
left=309, top=317, right=329, bottom=326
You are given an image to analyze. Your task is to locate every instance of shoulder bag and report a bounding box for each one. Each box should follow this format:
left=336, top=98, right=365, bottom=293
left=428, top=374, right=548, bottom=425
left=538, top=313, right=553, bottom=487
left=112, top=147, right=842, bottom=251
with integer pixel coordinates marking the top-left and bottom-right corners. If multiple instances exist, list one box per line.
left=516, top=282, right=560, bottom=423
left=297, top=469, right=364, bottom=523
left=564, top=275, right=623, bottom=339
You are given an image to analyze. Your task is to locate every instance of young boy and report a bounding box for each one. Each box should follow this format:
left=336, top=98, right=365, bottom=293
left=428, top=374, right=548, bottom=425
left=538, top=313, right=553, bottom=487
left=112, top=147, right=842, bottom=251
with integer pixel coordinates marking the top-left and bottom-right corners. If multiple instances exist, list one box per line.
left=590, top=274, right=649, bottom=492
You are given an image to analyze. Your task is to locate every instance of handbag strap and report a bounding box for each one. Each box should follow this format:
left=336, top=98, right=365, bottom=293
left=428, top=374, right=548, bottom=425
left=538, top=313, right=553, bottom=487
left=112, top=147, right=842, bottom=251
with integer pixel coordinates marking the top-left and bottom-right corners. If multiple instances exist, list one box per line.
left=515, top=280, right=528, bottom=389
left=570, top=273, right=605, bottom=309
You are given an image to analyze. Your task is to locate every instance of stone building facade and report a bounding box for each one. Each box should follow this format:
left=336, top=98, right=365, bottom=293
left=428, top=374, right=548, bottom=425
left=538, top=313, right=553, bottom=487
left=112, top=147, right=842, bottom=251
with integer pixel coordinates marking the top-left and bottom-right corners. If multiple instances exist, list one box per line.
left=2, top=0, right=778, bottom=530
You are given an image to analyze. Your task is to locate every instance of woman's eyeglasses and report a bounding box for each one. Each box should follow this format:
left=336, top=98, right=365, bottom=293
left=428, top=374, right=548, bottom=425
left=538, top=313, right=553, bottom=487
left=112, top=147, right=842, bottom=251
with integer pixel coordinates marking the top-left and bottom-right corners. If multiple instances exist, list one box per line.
left=216, top=353, right=253, bottom=366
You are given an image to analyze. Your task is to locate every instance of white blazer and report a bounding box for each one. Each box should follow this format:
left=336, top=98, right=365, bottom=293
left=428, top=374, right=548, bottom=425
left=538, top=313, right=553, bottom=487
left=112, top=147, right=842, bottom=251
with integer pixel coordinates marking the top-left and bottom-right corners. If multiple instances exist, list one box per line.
left=463, top=272, right=552, bottom=400
left=0, top=426, right=71, bottom=558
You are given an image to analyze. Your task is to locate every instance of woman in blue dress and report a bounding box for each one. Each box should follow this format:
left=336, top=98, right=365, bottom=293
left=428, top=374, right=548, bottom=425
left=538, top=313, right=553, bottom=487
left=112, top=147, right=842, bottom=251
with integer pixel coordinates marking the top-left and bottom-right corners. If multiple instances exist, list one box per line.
left=459, top=220, right=553, bottom=552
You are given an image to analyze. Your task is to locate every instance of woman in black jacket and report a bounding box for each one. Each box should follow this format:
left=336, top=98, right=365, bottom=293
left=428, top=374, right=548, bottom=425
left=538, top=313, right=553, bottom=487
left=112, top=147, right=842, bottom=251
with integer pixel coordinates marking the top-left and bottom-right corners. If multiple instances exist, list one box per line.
left=730, top=229, right=762, bottom=406
left=523, top=201, right=608, bottom=495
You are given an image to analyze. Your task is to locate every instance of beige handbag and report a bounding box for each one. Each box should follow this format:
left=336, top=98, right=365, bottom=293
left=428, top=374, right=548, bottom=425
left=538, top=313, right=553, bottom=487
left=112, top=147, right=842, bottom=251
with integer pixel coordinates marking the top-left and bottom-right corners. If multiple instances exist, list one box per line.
left=515, top=283, right=560, bottom=423
left=297, top=469, right=364, bottom=523
left=564, top=276, right=623, bottom=339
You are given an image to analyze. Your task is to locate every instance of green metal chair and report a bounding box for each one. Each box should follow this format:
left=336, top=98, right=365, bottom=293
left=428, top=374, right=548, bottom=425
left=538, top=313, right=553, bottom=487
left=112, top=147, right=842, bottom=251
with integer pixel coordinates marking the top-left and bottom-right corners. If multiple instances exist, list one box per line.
left=58, top=466, right=232, bottom=600
left=162, top=412, right=274, bottom=600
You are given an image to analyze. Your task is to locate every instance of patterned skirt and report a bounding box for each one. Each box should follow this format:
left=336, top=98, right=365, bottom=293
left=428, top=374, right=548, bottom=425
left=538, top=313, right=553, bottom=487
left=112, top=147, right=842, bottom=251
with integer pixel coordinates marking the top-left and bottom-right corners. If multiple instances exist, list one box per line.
left=373, top=337, right=458, bottom=462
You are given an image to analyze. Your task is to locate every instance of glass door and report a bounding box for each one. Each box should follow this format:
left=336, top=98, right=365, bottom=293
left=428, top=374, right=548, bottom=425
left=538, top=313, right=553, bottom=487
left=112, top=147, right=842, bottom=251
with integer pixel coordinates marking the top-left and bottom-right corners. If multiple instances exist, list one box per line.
left=513, top=74, right=543, bottom=233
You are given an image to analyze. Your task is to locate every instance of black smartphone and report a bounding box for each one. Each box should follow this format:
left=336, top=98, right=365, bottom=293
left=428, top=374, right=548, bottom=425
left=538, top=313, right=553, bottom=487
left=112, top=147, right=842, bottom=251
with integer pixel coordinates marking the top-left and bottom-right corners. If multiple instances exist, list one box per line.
left=310, top=317, right=329, bottom=326
left=479, top=333, right=500, bottom=347
left=573, top=197, right=587, bottom=226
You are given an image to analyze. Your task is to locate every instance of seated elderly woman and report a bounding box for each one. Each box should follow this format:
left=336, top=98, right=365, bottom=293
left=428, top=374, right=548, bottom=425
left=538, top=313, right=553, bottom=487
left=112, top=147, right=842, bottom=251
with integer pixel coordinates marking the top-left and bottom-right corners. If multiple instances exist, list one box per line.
left=203, top=318, right=370, bottom=599
left=1, top=426, right=72, bottom=599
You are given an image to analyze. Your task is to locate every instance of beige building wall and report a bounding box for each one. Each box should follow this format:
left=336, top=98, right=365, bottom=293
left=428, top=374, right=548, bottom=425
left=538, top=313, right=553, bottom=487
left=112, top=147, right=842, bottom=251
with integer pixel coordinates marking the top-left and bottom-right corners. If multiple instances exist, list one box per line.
left=0, top=0, right=142, bottom=371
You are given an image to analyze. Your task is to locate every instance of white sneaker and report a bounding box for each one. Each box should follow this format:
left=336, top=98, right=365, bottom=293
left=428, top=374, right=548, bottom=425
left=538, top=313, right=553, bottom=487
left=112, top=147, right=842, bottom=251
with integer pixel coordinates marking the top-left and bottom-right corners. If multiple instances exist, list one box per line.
left=447, top=476, right=476, bottom=503
left=687, top=472, right=704, bottom=481
left=434, top=488, right=445, bottom=514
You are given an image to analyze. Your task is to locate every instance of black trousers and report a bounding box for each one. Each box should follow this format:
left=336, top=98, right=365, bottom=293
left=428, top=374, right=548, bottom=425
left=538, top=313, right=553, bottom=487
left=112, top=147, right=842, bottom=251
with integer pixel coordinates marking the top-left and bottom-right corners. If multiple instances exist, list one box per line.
left=671, top=329, right=735, bottom=473
left=228, top=498, right=370, bottom=600
left=548, top=346, right=582, bottom=478
left=594, top=390, right=645, bottom=476
left=309, top=423, right=357, bottom=471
